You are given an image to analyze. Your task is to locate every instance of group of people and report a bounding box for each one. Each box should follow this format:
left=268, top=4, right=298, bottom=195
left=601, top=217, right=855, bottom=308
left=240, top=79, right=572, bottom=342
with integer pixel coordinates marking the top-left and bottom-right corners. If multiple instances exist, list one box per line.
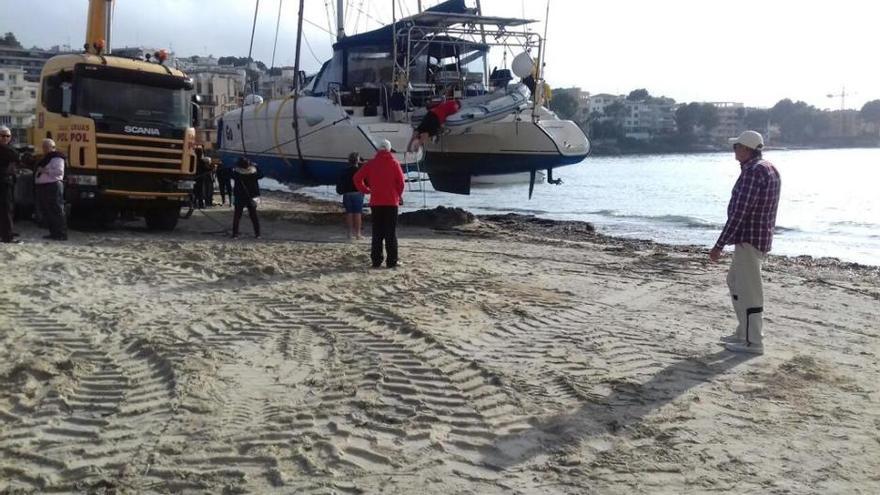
left=0, top=126, right=68, bottom=243
left=193, top=146, right=234, bottom=209
left=336, top=139, right=405, bottom=268
left=2, top=121, right=781, bottom=355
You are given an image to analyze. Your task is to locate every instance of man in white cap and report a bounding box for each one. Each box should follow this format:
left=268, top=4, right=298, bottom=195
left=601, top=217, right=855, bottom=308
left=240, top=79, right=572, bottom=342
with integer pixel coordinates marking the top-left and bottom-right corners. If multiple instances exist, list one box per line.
left=710, top=130, right=781, bottom=354
left=353, top=139, right=405, bottom=268
left=34, top=138, right=68, bottom=241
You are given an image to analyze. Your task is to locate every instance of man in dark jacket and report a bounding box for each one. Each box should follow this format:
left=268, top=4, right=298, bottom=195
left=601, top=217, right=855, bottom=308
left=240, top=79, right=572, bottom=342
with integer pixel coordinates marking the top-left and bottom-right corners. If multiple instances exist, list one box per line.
left=231, top=158, right=263, bottom=238
left=0, top=126, right=20, bottom=243
left=353, top=140, right=405, bottom=268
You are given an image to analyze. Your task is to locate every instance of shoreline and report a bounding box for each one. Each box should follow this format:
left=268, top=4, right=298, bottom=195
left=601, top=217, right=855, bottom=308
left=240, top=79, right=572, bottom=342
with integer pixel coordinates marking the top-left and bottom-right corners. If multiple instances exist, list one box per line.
left=278, top=190, right=880, bottom=275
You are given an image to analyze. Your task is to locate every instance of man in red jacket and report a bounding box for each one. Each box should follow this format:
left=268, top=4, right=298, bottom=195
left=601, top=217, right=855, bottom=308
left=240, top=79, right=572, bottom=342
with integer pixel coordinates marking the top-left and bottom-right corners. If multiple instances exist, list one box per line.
left=354, top=139, right=405, bottom=268
left=407, top=99, right=461, bottom=152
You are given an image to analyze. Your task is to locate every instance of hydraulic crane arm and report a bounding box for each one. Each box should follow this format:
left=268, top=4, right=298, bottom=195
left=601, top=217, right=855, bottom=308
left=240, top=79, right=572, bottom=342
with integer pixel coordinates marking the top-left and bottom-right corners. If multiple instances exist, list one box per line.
left=85, top=0, right=114, bottom=54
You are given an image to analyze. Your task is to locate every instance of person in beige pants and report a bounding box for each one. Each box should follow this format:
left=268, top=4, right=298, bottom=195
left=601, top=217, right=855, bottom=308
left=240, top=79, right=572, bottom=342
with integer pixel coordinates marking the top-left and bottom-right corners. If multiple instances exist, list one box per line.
left=710, top=130, right=781, bottom=355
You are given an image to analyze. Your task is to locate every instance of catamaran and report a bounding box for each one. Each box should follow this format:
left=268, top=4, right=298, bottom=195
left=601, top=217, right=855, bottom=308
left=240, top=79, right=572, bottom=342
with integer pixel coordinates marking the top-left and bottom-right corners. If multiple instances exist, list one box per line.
left=216, top=0, right=589, bottom=196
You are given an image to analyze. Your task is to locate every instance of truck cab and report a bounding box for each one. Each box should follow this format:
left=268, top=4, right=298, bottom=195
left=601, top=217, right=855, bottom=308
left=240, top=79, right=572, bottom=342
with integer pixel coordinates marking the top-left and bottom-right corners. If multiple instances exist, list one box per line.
left=31, top=54, right=199, bottom=230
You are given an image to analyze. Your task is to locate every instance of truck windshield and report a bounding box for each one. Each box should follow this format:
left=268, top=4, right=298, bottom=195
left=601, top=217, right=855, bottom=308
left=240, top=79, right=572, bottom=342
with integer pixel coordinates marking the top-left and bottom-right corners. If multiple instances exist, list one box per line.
left=75, top=77, right=190, bottom=128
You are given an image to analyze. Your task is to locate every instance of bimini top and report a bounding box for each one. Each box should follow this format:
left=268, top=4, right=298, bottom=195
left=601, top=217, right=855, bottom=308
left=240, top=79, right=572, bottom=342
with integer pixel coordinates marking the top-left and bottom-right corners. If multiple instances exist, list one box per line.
left=332, top=0, right=536, bottom=50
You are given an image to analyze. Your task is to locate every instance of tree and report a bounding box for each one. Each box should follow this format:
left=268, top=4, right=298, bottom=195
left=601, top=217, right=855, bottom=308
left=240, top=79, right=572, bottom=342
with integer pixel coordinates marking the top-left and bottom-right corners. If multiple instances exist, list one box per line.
left=696, top=103, right=719, bottom=132
left=627, top=88, right=650, bottom=101
left=548, top=91, right=579, bottom=120
left=744, top=108, right=770, bottom=131
left=0, top=32, right=22, bottom=48
left=674, top=102, right=700, bottom=136
left=770, top=98, right=826, bottom=143
left=860, top=100, right=880, bottom=125
left=603, top=100, right=628, bottom=121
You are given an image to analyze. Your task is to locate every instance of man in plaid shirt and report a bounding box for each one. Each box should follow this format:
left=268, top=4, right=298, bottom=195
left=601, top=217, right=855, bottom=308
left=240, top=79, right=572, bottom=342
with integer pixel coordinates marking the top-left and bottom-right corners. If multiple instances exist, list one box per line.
left=710, top=130, right=781, bottom=355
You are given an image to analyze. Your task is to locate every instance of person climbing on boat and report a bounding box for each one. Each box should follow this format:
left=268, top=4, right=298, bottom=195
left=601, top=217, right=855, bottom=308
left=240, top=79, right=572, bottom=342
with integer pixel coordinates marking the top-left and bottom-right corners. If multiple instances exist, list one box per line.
left=407, top=99, right=461, bottom=152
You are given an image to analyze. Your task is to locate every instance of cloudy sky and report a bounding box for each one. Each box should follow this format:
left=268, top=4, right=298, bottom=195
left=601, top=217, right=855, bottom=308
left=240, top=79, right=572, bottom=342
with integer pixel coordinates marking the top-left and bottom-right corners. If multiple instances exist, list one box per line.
left=3, top=0, right=877, bottom=110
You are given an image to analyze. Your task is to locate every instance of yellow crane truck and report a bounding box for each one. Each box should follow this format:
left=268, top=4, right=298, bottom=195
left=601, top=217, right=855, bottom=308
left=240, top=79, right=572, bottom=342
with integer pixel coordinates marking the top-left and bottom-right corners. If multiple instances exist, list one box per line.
left=27, top=0, right=199, bottom=230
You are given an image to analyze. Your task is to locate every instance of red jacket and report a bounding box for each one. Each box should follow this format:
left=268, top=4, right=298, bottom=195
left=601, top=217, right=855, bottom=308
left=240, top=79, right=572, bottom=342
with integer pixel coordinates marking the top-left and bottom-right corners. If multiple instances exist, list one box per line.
left=353, top=150, right=405, bottom=207
left=430, top=100, right=460, bottom=124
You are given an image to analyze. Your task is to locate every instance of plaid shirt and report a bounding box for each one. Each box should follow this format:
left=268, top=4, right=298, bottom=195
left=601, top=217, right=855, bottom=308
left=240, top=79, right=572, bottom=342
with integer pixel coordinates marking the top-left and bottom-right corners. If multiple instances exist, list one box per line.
left=714, top=157, right=781, bottom=253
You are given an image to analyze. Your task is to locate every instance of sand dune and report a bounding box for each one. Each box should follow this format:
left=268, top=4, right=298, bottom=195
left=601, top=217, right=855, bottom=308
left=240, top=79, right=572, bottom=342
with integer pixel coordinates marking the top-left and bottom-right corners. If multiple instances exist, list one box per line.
left=1, top=192, right=878, bottom=493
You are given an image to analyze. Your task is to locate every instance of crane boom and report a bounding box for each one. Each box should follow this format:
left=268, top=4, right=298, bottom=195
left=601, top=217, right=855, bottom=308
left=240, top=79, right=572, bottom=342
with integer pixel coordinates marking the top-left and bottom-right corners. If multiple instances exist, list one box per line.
left=85, top=0, right=114, bottom=54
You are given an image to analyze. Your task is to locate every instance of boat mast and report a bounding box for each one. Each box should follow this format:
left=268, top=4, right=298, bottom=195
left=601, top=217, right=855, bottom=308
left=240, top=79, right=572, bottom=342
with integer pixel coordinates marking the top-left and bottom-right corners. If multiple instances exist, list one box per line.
left=337, top=0, right=345, bottom=40
left=475, top=0, right=489, bottom=88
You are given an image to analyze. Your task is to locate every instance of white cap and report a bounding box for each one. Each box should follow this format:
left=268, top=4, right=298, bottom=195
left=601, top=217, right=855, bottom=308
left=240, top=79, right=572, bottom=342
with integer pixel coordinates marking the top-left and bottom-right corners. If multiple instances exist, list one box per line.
left=728, top=130, right=764, bottom=150
left=379, top=139, right=393, bottom=152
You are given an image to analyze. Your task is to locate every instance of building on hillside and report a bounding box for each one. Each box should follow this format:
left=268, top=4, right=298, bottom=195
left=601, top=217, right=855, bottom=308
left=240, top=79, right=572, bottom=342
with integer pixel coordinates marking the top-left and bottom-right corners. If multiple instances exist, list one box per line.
left=707, top=102, right=745, bottom=142
left=588, top=93, right=624, bottom=116
left=259, top=68, right=297, bottom=100
left=188, top=67, right=247, bottom=147
left=0, top=47, right=54, bottom=82
left=825, top=110, right=861, bottom=138
left=0, top=66, right=38, bottom=142
left=553, top=87, right=591, bottom=123
left=619, top=99, right=677, bottom=141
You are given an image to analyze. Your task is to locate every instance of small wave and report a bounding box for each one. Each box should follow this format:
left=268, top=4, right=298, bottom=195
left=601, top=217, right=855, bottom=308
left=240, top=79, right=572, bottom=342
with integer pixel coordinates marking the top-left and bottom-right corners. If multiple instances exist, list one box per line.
left=829, top=220, right=878, bottom=229
left=774, top=225, right=801, bottom=233
left=587, top=210, right=721, bottom=230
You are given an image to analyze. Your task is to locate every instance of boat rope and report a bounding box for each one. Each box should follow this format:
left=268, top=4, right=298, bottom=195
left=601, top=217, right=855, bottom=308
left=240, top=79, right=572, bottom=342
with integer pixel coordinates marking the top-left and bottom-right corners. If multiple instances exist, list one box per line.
left=324, top=0, right=335, bottom=37
left=302, top=31, right=324, bottom=66
left=352, top=0, right=365, bottom=34
left=239, top=0, right=261, bottom=161
left=302, top=17, right=336, bottom=38
left=270, top=0, right=284, bottom=70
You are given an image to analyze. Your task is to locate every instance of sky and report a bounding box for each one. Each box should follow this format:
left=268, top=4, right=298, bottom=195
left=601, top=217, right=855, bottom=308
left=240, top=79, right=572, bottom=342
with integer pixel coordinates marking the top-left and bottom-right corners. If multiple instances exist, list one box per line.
left=2, top=0, right=877, bottom=110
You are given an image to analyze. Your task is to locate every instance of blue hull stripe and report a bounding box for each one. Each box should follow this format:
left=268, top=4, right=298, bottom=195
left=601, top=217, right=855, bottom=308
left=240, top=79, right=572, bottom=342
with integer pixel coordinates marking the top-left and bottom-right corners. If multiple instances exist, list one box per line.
left=219, top=150, right=587, bottom=187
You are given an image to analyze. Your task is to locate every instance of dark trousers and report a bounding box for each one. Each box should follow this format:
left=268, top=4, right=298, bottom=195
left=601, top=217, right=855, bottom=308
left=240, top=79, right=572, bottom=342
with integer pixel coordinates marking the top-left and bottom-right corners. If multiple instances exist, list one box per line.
left=232, top=202, right=260, bottom=237
left=370, top=206, right=399, bottom=267
left=194, top=176, right=207, bottom=208
left=36, top=182, right=67, bottom=238
left=204, top=173, right=215, bottom=206
left=218, top=177, right=232, bottom=205
left=0, top=181, right=13, bottom=242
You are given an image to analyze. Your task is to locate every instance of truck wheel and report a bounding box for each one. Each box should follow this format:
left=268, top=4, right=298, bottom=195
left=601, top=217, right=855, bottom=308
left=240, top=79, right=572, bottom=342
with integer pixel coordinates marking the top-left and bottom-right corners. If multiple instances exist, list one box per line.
left=145, top=206, right=181, bottom=231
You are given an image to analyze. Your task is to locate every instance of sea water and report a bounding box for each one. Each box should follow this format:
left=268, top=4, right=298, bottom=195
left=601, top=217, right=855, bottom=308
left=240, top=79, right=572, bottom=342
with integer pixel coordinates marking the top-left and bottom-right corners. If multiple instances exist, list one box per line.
left=295, top=148, right=880, bottom=266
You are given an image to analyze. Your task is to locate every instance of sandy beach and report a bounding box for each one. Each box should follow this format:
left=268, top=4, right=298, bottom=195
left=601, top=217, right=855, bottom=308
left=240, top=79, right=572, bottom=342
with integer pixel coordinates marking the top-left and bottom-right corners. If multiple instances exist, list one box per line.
left=1, top=191, right=878, bottom=494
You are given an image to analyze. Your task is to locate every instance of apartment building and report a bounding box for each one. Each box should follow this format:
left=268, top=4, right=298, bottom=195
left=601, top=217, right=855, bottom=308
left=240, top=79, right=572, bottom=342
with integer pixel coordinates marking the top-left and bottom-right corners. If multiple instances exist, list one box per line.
left=707, top=102, right=745, bottom=142
left=189, top=66, right=247, bottom=146
left=0, top=67, right=38, bottom=142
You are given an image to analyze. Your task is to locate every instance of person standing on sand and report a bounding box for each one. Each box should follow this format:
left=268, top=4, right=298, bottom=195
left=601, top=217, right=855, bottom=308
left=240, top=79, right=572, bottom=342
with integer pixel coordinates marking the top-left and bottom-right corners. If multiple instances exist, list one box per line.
left=231, top=158, right=263, bottom=239
left=34, top=139, right=68, bottom=241
left=0, top=126, right=20, bottom=244
left=354, top=140, right=404, bottom=268
left=216, top=162, right=233, bottom=206
left=337, top=152, right=365, bottom=240
left=710, top=130, right=781, bottom=355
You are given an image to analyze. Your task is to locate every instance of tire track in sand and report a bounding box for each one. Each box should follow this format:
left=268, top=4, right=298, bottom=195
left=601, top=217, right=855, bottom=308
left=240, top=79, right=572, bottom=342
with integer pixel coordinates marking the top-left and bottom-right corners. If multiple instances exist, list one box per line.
left=0, top=301, right=177, bottom=493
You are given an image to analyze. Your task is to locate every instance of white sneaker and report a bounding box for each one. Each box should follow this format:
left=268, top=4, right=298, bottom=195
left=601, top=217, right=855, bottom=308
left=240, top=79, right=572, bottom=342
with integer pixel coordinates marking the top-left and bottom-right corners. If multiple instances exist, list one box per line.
left=724, top=342, right=764, bottom=355
left=720, top=334, right=744, bottom=343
